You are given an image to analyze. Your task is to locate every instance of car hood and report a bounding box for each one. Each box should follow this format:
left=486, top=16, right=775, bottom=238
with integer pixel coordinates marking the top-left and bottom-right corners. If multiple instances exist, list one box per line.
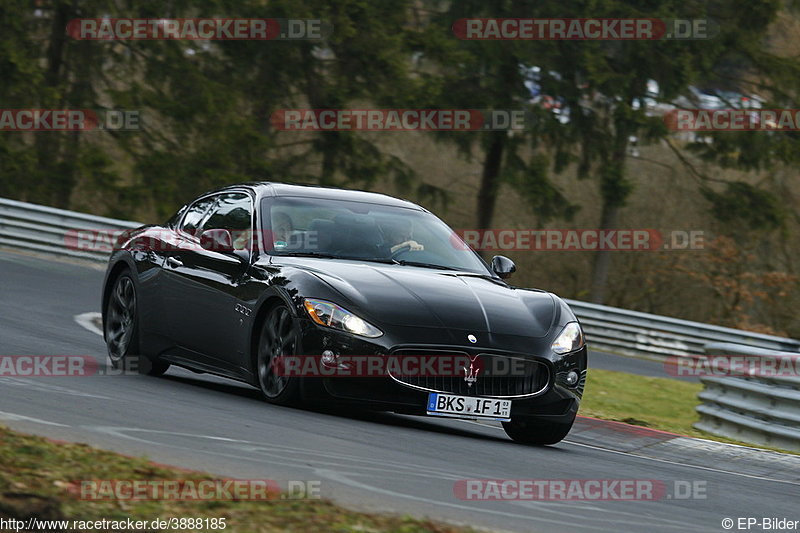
left=281, top=259, right=556, bottom=337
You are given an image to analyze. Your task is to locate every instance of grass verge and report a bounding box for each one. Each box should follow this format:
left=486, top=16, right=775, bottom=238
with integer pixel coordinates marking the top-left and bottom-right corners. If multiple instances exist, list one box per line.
left=580, top=368, right=704, bottom=436
left=581, top=368, right=798, bottom=454
left=0, top=426, right=474, bottom=533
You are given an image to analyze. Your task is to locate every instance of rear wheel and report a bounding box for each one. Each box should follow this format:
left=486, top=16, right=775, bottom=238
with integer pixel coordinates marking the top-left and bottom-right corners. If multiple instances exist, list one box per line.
left=105, top=272, right=170, bottom=376
left=256, top=304, right=301, bottom=405
left=502, top=415, right=575, bottom=445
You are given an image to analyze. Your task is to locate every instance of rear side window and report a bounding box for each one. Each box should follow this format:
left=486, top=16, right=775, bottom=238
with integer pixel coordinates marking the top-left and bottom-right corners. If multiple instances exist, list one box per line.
left=201, top=192, right=253, bottom=249
left=180, top=196, right=216, bottom=236
left=202, top=193, right=252, bottom=232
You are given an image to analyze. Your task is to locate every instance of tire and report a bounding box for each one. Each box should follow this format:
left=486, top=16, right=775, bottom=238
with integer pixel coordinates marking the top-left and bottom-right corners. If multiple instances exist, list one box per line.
left=105, top=272, right=170, bottom=376
left=502, top=415, right=575, bottom=445
left=256, top=303, right=301, bottom=405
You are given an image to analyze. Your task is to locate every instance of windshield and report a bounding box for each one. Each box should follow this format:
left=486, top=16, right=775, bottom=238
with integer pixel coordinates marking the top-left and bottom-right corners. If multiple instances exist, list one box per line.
left=261, top=196, right=491, bottom=275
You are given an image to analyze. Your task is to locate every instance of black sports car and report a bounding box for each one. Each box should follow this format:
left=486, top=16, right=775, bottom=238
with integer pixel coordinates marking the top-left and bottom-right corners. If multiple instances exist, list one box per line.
left=102, top=182, right=587, bottom=444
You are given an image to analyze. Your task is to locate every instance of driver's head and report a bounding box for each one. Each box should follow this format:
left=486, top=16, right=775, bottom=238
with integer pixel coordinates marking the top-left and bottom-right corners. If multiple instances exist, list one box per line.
left=272, top=212, right=294, bottom=244
left=384, top=219, right=413, bottom=244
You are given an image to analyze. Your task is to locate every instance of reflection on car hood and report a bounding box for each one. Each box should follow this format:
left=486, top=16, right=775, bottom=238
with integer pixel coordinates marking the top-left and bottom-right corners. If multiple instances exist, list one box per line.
left=285, top=258, right=556, bottom=337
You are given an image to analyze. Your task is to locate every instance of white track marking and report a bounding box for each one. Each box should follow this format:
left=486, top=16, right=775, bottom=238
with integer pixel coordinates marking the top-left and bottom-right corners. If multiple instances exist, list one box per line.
left=75, top=312, right=103, bottom=336
left=85, top=426, right=709, bottom=532
left=0, top=410, right=69, bottom=427
left=460, top=420, right=800, bottom=486
left=0, top=377, right=111, bottom=400
left=314, top=468, right=707, bottom=533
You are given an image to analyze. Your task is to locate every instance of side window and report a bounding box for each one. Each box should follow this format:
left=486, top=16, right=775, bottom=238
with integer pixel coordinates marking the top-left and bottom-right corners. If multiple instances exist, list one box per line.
left=180, top=197, right=216, bottom=236
left=201, top=193, right=253, bottom=250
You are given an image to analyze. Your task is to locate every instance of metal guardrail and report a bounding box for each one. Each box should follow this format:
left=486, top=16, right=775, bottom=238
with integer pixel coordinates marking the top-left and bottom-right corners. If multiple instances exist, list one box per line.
left=566, top=300, right=800, bottom=358
left=695, top=343, right=800, bottom=452
left=2, top=196, right=799, bottom=360
left=0, top=198, right=140, bottom=263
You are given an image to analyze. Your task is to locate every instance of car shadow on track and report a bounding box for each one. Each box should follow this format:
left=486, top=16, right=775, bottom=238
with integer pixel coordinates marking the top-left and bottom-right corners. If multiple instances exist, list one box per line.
left=160, top=372, right=263, bottom=400
left=158, top=371, right=571, bottom=451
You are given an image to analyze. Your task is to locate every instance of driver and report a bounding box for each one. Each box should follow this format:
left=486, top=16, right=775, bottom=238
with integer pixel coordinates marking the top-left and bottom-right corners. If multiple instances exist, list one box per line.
left=271, top=212, right=294, bottom=249
left=383, top=219, right=424, bottom=254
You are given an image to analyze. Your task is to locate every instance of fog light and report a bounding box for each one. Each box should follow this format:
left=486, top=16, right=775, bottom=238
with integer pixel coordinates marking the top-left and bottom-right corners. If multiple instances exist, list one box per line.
left=565, top=370, right=579, bottom=386
left=321, top=350, right=337, bottom=366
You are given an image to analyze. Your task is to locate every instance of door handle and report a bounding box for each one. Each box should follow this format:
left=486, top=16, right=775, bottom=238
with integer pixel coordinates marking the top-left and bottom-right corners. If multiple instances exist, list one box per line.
left=167, top=257, right=183, bottom=268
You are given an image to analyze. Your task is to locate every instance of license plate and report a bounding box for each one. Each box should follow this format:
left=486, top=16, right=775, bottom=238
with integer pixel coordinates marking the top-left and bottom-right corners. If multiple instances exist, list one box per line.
left=426, top=393, right=511, bottom=422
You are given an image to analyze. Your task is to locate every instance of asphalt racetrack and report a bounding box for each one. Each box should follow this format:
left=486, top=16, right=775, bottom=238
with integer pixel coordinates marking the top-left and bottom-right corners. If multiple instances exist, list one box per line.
left=0, top=249, right=796, bottom=532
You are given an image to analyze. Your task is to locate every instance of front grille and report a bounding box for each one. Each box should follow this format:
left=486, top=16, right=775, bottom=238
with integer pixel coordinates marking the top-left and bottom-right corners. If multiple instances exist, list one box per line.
left=388, top=349, right=550, bottom=398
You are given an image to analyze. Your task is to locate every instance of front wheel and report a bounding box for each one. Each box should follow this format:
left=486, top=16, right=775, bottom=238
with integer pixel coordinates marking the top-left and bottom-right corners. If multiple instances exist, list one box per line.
left=104, top=272, right=170, bottom=376
left=502, top=415, right=575, bottom=445
left=256, top=304, right=301, bottom=405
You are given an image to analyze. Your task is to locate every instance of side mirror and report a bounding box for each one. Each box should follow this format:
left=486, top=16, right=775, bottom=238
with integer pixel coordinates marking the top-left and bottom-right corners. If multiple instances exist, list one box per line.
left=200, top=228, right=234, bottom=253
left=491, top=255, right=516, bottom=279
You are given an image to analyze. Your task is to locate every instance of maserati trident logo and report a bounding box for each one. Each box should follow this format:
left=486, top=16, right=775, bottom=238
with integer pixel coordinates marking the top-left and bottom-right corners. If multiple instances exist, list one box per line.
left=467, top=334, right=477, bottom=344
left=463, top=355, right=481, bottom=387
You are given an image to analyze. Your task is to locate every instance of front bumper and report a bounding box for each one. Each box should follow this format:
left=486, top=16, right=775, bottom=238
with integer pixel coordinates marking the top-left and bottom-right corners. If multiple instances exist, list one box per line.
left=297, top=318, right=587, bottom=425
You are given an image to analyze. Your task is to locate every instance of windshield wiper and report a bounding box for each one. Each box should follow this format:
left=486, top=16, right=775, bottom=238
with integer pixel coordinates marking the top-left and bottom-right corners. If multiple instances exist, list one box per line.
left=280, top=254, right=466, bottom=273
left=452, top=271, right=503, bottom=281
left=392, top=260, right=459, bottom=271
left=279, top=253, right=396, bottom=264
left=361, top=257, right=467, bottom=271
left=328, top=256, right=457, bottom=270
left=278, top=252, right=345, bottom=259
left=355, top=257, right=399, bottom=265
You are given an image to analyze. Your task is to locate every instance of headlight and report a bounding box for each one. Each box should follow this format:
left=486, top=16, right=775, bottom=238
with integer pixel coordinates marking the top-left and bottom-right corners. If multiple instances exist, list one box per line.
left=303, top=298, right=383, bottom=338
left=551, top=322, right=584, bottom=354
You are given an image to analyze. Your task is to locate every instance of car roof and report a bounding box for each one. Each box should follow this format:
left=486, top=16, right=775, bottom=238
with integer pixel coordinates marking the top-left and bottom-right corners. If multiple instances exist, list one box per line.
left=210, top=181, right=426, bottom=211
